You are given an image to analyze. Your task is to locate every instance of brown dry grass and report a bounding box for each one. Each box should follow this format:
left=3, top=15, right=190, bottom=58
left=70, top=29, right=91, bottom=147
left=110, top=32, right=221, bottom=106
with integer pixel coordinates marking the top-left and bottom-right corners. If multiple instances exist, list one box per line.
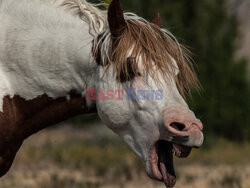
left=1, top=122, right=250, bottom=188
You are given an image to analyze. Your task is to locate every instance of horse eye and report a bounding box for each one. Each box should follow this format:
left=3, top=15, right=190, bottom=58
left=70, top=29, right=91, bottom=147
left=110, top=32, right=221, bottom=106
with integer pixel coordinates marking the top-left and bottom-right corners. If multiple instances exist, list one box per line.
left=119, top=58, right=141, bottom=82
left=136, top=72, right=142, bottom=77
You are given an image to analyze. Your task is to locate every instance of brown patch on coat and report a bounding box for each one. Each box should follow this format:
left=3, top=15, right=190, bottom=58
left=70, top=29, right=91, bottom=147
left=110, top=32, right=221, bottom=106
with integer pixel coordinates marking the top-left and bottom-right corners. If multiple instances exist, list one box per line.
left=0, top=92, right=96, bottom=177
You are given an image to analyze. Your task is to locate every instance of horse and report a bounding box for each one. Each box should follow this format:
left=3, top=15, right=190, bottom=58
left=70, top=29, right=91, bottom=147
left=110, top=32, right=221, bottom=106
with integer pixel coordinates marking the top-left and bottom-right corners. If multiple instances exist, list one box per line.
left=0, top=0, right=204, bottom=187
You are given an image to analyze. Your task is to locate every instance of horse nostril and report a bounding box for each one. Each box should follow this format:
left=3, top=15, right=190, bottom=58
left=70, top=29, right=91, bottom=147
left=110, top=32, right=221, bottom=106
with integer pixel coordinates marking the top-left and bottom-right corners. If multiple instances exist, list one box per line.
left=170, top=122, right=186, bottom=131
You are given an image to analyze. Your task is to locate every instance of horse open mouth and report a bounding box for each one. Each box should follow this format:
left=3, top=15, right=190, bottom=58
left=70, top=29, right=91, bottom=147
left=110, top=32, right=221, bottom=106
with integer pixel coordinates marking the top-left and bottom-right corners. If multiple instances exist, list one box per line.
left=150, top=140, right=192, bottom=188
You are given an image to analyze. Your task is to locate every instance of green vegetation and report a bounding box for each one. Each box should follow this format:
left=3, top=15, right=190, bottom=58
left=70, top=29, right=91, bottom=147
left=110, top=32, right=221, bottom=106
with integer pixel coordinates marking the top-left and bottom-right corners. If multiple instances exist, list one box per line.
left=177, top=138, right=250, bottom=165
left=29, top=136, right=250, bottom=168
left=7, top=126, right=250, bottom=188
left=21, top=128, right=143, bottom=181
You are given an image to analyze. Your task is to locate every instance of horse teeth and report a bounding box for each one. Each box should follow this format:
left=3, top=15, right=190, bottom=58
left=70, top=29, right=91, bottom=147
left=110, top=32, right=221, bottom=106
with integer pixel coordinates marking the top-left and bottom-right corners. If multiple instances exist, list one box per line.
left=176, top=151, right=181, bottom=157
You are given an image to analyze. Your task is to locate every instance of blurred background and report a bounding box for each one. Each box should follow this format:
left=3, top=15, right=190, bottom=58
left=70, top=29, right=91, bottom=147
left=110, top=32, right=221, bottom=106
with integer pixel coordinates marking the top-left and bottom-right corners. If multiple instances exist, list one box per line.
left=1, top=0, right=249, bottom=187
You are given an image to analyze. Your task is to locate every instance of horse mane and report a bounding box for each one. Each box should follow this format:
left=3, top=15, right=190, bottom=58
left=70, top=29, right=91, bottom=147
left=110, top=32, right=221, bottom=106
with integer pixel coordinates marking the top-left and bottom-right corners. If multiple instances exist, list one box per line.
left=61, top=0, right=107, bottom=35
left=61, top=0, right=199, bottom=97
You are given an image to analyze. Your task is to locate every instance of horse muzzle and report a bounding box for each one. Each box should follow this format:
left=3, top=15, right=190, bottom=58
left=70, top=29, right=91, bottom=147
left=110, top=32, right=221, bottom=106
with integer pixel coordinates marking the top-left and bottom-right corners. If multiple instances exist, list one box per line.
left=144, top=108, right=204, bottom=188
left=162, top=108, right=203, bottom=148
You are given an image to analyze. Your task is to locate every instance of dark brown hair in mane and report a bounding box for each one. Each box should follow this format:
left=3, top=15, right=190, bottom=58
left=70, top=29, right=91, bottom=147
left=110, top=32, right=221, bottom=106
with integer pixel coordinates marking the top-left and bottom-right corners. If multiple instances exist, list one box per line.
left=94, top=18, right=200, bottom=97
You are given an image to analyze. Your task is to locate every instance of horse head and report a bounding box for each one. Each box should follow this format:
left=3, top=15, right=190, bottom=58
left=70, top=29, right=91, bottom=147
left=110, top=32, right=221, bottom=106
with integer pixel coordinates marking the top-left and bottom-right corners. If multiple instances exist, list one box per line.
left=92, top=0, right=204, bottom=187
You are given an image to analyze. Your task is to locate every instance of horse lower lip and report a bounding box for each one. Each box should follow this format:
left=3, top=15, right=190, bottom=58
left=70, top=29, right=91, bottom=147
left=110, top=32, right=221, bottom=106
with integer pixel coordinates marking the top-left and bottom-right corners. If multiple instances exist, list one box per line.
left=156, top=140, right=176, bottom=187
left=148, top=140, right=193, bottom=187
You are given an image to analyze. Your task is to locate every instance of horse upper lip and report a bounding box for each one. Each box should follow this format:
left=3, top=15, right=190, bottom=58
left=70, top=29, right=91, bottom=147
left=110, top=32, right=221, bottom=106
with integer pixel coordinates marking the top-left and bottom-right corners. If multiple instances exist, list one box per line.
left=172, top=135, right=189, bottom=143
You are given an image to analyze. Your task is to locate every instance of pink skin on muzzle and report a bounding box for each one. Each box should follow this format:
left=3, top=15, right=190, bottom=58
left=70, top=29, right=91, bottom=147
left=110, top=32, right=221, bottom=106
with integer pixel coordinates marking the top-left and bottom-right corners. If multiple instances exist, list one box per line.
left=163, top=108, right=203, bottom=147
left=145, top=107, right=204, bottom=188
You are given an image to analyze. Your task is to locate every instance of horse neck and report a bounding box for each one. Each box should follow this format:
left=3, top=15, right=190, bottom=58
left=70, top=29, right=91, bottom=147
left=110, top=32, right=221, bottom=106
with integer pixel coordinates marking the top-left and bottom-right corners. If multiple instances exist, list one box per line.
left=0, top=1, right=99, bottom=109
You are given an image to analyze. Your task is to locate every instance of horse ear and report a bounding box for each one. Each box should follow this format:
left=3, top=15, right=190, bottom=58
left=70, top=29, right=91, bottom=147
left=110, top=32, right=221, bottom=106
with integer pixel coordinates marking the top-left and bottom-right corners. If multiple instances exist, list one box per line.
left=152, top=13, right=161, bottom=28
left=108, top=0, right=126, bottom=38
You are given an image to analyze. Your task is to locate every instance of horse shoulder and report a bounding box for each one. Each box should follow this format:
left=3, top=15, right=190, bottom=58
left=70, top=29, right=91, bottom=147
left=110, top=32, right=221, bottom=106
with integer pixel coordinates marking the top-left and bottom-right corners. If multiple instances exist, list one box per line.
left=0, top=92, right=96, bottom=177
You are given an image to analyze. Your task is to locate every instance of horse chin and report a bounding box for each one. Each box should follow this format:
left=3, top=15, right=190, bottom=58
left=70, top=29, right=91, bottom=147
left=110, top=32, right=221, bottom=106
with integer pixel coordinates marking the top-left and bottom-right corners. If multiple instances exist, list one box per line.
left=146, top=140, right=192, bottom=188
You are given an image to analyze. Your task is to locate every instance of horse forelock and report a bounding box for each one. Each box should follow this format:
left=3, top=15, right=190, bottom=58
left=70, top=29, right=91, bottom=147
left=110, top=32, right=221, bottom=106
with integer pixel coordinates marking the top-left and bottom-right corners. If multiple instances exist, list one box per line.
left=61, top=0, right=200, bottom=96
left=93, top=15, right=200, bottom=97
